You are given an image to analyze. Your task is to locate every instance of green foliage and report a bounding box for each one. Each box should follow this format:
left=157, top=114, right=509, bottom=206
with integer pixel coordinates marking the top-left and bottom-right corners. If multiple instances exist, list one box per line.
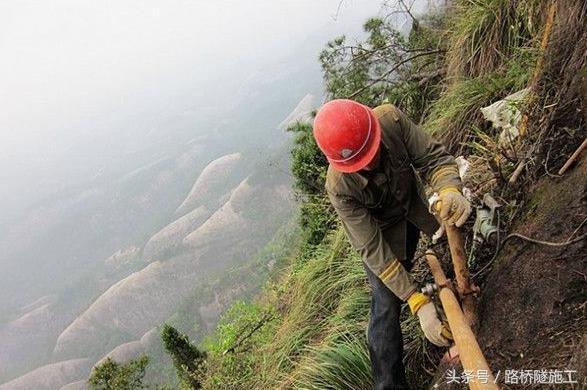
left=319, top=17, right=413, bottom=107
left=198, top=226, right=433, bottom=389
left=288, top=121, right=335, bottom=248
left=161, top=324, right=206, bottom=389
left=425, top=49, right=535, bottom=151
left=298, top=197, right=336, bottom=248
left=446, top=0, right=542, bottom=78
left=89, top=356, right=149, bottom=390
left=195, top=229, right=372, bottom=389
left=167, top=215, right=299, bottom=342
left=319, top=15, right=446, bottom=120
left=201, top=302, right=278, bottom=389
left=288, top=122, right=328, bottom=196
left=245, top=228, right=373, bottom=388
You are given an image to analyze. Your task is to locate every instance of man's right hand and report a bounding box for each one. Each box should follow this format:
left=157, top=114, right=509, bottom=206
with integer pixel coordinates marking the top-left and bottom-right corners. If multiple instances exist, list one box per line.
left=408, top=292, right=452, bottom=347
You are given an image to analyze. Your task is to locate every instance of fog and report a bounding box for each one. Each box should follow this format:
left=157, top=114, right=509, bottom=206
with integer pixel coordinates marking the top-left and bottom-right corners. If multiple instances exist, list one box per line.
left=0, top=0, right=384, bottom=222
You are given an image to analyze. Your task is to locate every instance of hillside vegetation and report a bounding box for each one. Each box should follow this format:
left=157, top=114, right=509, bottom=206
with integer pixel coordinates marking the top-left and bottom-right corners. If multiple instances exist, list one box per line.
left=93, top=1, right=587, bottom=388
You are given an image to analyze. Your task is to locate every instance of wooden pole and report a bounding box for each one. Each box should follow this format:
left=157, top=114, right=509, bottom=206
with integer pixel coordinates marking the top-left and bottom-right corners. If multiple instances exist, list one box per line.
left=558, top=138, right=587, bottom=175
left=426, top=251, right=499, bottom=390
left=445, top=225, right=478, bottom=326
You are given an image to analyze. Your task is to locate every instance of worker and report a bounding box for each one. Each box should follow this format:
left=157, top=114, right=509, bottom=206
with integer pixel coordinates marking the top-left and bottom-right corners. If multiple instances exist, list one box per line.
left=313, top=99, right=471, bottom=389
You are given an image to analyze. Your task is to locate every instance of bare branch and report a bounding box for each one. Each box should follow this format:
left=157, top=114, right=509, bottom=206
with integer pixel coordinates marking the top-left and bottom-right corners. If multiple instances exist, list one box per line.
left=348, top=49, right=443, bottom=98
left=222, top=312, right=273, bottom=355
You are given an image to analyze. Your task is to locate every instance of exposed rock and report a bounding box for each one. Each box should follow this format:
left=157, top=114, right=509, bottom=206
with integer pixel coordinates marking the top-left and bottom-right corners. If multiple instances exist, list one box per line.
left=175, top=153, right=243, bottom=215
left=94, top=327, right=157, bottom=367
left=53, top=259, right=197, bottom=360
left=0, top=299, right=65, bottom=383
left=277, top=93, right=316, bottom=131
left=104, top=246, right=142, bottom=269
left=143, top=206, right=211, bottom=260
left=95, top=340, right=144, bottom=367
left=0, top=359, right=91, bottom=390
left=182, top=178, right=250, bottom=250
left=139, top=327, right=159, bottom=347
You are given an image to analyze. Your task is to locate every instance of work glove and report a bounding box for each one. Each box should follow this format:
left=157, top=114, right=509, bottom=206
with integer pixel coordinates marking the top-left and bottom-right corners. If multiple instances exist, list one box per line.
left=408, top=292, right=453, bottom=347
left=436, top=187, right=471, bottom=227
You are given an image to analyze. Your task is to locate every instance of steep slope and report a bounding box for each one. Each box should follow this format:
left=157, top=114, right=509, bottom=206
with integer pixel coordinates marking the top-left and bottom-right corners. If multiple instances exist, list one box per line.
left=143, top=206, right=211, bottom=261
left=53, top=259, right=194, bottom=360
left=0, top=29, right=324, bottom=386
left=174, top=153, right=245, bottom=216
left=0, top=358, right=92, bottom=390
left=1, top=97, right=301, bottom=388
left=59, top=381, right=87, bottom=390
left=474, top=158, right=586, bottom=383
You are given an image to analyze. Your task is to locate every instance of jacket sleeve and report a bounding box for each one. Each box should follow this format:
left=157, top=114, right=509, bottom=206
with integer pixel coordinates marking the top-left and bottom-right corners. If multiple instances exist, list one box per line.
left=381, top=105, right=462, bottom=192
left=327, top=190, right=417, bottom=301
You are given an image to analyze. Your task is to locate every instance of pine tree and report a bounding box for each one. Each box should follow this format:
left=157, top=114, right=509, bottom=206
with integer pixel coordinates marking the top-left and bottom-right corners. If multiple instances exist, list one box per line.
left=161, top=324, right=206, bottom=389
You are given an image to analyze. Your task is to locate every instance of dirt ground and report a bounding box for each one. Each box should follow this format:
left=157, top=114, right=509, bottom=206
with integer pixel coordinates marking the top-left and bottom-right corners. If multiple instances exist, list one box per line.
left=433, top=156, right=587, bottom=389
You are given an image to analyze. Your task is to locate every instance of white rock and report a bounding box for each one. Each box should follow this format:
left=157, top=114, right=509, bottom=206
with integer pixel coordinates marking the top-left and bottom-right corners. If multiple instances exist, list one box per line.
left=278, top=93, right=316, bottom=131
left=175, top=153, right=243, bottom=215
left=143, top=206, right=211, bottom=260
left=0, top=359, right=91, bottom=390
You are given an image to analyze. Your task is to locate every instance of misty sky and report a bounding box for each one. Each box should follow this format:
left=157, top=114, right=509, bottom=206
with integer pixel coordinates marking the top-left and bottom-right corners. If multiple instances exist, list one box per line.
left=0, top=0, right=389, bottom=219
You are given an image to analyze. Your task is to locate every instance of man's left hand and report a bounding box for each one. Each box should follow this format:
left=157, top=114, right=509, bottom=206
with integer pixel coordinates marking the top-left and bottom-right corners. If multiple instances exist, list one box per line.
left=437, top=187, right=471, bottom=227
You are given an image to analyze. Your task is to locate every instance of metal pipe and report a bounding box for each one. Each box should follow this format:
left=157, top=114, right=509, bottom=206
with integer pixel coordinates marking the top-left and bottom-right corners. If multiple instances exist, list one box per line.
left=445, top=224, right=478, bottom=326
left=426, top=251, right=498, bottom=390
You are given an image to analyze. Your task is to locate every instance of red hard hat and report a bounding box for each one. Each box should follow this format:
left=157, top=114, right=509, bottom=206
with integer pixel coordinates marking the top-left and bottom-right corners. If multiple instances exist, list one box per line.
left=313, top=99, right=381, bottom=173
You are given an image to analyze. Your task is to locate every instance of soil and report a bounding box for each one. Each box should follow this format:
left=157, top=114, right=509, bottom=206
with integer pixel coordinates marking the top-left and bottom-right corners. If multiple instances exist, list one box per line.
left=433, top=156, right=587, bottom=389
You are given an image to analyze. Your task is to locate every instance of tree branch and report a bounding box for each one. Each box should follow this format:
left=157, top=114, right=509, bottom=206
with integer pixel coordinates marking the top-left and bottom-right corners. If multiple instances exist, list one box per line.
left=348, top=49, right=443, bottom=98
left=222, top=312, right=273, bottom=355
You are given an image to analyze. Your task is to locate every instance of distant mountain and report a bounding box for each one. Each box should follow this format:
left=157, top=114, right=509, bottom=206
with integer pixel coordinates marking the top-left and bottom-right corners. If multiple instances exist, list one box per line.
left=0, top=91, right=313, bottom=386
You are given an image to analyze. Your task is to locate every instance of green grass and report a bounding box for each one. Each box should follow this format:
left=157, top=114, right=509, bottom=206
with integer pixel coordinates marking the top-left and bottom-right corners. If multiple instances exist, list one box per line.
left=199, top=226, right=437, bottom=389
left=289, top=333, right=372, bottom=390
left=425, top=50, right=536, bottom=152
left=446, top=0, right=541, bottom=78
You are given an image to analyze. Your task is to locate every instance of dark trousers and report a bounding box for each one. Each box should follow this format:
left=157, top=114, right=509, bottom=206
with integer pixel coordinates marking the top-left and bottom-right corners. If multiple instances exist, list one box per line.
left=364, top=222, right=420, bottom=390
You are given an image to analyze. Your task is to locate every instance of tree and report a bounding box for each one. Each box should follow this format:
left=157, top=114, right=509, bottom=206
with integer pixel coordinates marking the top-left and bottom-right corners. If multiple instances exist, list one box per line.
left=88, top=355, right=149, bottom=390
left=319, top=13, right=445, bottom=121
left=288, top=121, right=335, bottom=246
left=161, top=324, right=206, bottom=389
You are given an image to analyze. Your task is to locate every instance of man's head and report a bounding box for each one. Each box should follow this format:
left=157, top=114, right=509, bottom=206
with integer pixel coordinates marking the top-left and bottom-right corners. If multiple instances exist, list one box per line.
left=313, top=99, right=381, bottom=173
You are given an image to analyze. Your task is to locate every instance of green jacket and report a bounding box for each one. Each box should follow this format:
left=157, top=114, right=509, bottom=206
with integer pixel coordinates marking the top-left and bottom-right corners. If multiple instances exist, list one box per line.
left=325, top=104, right=461, bottom=301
